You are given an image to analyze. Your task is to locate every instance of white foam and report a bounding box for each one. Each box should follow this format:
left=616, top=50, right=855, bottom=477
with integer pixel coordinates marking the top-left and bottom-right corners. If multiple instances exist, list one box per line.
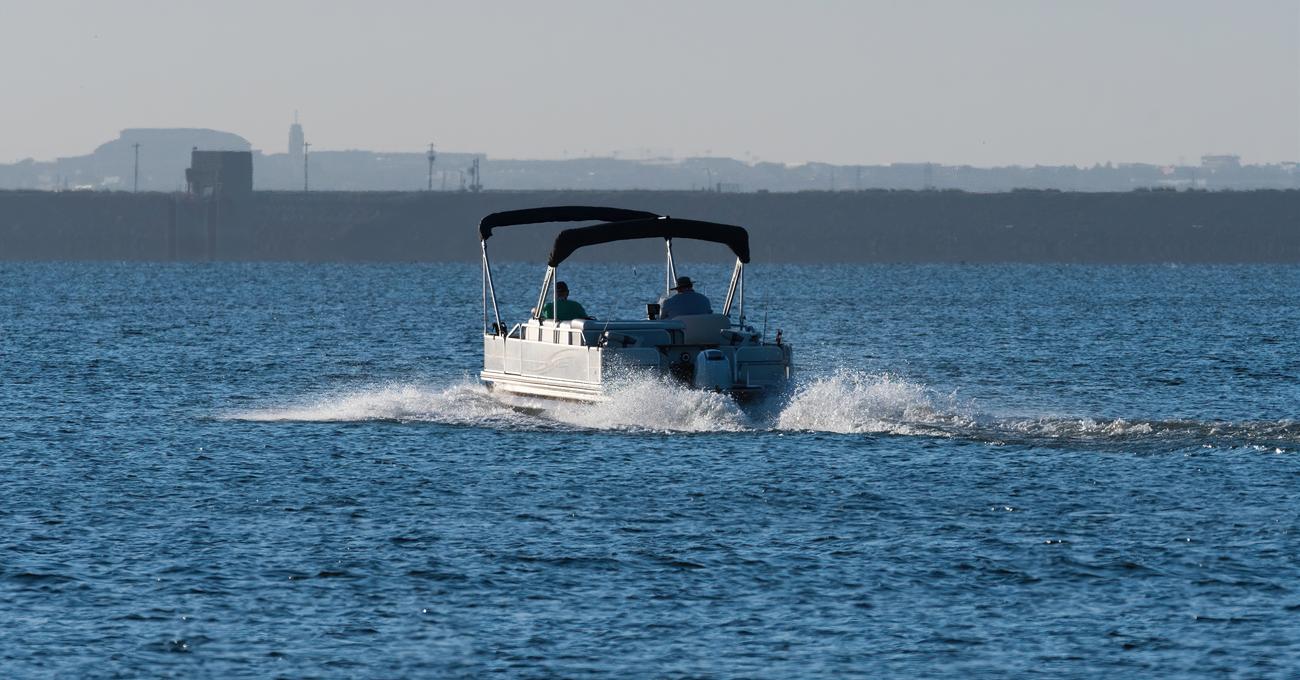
left=221, top=370, right=1298, bottom=452
left=547, top=374, right=750, bottom=432
left=225, top=380, right=532, bottom=427
left=223, top=375, right=749, bottom=433
left=1003, top=417, right=1158, bottom=439
left=226, top=371, right=960, bottom=436
left=775, top=370, right=963, bottom=435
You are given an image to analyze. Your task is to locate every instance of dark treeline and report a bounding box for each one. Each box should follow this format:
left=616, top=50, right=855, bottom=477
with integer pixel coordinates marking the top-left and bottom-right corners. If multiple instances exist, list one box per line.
left=1, top=189, right=1296, bottom=263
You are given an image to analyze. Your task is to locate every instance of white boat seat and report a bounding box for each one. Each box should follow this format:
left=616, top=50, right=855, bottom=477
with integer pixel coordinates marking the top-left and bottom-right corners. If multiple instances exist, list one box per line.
left=568, top=319, right=685, bottom=332
left=557, top=317, right=729, bottom=346
left=568, top=318, right=685, bottom=346
left=674, top=314, right=731, bottom=345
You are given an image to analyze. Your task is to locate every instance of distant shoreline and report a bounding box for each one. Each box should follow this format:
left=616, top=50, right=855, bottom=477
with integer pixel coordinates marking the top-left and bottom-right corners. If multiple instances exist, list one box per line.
left=2, top=189, right=1297, bottom=263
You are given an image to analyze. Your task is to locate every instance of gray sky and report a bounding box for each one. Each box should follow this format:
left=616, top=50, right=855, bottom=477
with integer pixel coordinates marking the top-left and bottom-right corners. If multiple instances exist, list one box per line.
left=1, top=0, right=1296, bottom=166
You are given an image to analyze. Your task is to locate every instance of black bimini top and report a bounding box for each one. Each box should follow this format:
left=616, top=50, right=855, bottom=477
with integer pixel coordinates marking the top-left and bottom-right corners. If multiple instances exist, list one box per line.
left=548, top=217, right=750, bottom=267
left=478, top=206, right=660, bottom=241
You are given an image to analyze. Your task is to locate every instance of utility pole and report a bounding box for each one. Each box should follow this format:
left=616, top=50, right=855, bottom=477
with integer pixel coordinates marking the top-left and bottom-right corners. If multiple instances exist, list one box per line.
left=132, top=143, right=140, bottom=192
left=468, top=157, right=482, bottom=192
left=303, top=141, right=311, bottom=191
left=427, top=142, right=437, bottom=191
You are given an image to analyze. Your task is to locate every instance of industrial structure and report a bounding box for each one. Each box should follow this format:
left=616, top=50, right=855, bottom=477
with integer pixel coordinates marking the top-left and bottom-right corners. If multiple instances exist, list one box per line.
left=288, top=112, right=305, bottom=184
left=185, top=150, right=253, bottom=199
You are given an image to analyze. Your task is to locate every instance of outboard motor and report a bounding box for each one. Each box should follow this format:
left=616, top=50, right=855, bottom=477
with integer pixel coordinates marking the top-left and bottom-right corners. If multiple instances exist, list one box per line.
left=693, top=349, right=731, bottom=391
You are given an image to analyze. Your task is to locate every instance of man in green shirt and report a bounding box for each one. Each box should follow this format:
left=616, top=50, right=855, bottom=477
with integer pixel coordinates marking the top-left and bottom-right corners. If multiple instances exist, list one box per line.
left=540, top=281, right=590, bottom=321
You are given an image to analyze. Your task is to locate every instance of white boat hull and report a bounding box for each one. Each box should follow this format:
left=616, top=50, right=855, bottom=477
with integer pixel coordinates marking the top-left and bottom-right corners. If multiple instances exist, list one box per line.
left=481, top=316, right=792, bottom=404
left=481, top=369, right=609, bottom=402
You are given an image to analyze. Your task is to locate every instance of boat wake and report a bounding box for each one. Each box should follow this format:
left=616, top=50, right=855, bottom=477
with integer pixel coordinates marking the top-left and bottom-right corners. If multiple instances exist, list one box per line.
left=983, top=415, right=1300, bottom=453
left=776, top=370, right=971, bottom=436
left=223, top=375, right=750, bottom=433
left=224, top=381, right=540, bottom=429
left=774, top=371, right=1298, bottom=452
left=546, top=375, right=751, bottom=433
left=223, top=371, right=1299, bottom=452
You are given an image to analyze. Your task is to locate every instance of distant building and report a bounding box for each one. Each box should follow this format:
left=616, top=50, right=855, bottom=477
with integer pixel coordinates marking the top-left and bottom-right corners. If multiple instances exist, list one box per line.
left=186, top=150, right=253, bottom=199
left=49, top=128, right=252, bottom=192
left=1201, top=155, right=1241, bottom=172
left=288, top=113, right=304, bottom=167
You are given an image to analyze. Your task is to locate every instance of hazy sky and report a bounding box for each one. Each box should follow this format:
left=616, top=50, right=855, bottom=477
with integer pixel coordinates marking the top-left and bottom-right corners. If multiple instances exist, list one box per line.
left=1, top=0, right=1296, bottom=166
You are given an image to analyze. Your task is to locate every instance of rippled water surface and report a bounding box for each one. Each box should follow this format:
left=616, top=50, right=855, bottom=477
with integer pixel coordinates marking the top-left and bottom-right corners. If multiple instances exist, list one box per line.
left=3, top=262, right=1300, bottom=677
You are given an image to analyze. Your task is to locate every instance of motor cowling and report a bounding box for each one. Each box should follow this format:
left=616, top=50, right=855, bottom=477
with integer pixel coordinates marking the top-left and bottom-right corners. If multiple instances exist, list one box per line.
left=693, top=349, right=731, bottom=391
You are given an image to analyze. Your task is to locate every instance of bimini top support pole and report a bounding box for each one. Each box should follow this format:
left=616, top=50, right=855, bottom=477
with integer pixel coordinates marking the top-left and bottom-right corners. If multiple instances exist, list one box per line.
left=482, top=241, right=503, bottom=334
left=722, top=258, right=743, bottom=317
left=482, top=247, right=488, bottom=333
left=665, top=238, right=679, bottom=297
left=738, top=262, right=746, bottom=328
left=533, top=266, right=555, bottom=321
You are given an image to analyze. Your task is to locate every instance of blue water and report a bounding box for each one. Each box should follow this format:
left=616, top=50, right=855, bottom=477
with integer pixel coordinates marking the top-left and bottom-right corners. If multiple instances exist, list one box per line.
left=3, top=262, right=1299, bottom=677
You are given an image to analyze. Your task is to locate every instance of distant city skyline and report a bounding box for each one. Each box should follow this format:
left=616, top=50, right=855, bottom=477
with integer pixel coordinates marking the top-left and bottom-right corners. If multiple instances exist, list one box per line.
left=4, top=125, right=1292, bottom=194
left=1, top=0, right=1296, bottom=167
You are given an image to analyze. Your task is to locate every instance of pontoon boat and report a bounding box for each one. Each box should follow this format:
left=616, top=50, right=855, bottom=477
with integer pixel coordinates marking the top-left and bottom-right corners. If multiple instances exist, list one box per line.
left=478, top=206, right=793, bottom=402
